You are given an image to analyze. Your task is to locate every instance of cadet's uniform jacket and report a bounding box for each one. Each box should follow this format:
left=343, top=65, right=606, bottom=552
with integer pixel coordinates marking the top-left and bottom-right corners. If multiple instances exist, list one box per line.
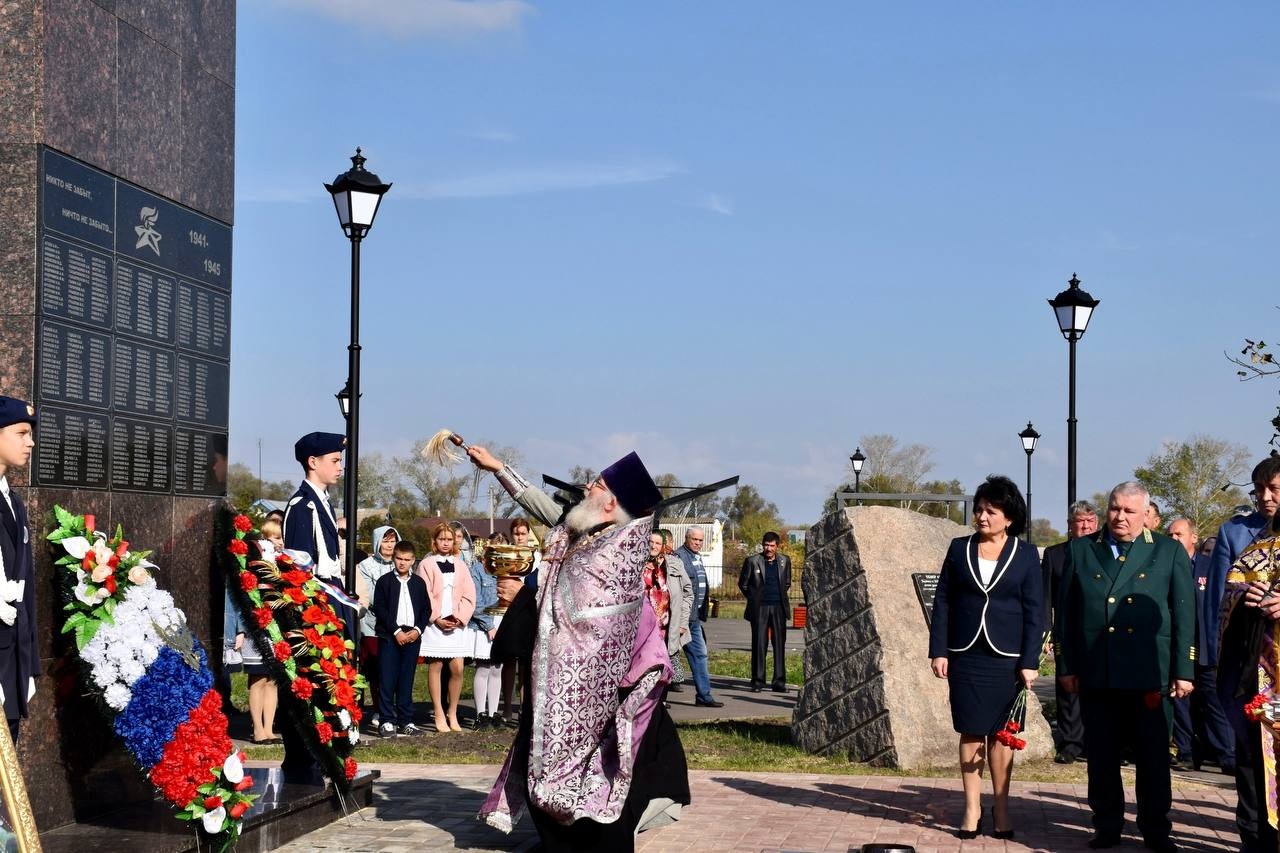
left=283, top=481, right=341, bottom=580
left=1055, top=528, right=1195, bottom=691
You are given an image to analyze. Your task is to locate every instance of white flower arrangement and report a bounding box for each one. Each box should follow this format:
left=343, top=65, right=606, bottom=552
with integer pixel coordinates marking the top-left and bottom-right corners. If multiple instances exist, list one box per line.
left=79, top=583, right=184, bottom=710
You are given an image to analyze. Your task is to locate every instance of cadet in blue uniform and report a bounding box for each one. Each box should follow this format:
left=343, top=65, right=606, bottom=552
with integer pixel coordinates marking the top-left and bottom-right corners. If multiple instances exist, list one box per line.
left=0, top=397, right=39, bottom=742
left=1055, top=481, right=1195, bottom=853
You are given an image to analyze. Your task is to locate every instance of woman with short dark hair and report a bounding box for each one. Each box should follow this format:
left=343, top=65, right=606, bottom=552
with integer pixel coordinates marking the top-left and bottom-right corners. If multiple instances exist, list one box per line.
left=928, top=474, right=1043, bottom=839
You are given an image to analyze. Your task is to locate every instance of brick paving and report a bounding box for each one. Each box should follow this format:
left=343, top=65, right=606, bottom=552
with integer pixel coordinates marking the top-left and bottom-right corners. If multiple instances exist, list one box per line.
left=278, top=764, right=1238, bottom=852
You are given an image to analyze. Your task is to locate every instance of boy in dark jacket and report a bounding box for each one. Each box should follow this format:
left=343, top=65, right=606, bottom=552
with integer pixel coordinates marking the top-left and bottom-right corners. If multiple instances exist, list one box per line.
left=373, top=540, right=430, bottom=736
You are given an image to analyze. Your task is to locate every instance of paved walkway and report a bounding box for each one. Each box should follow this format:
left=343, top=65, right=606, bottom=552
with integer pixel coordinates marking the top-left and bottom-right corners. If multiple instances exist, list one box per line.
left=278, top=764, right=1238, bottom=852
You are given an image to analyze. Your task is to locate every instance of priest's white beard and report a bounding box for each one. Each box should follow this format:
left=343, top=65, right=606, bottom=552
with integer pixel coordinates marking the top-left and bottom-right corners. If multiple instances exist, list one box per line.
left=564, top=490, right=632, bottom=533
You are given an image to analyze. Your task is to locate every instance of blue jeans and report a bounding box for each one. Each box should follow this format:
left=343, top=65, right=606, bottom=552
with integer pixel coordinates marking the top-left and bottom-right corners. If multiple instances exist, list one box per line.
left=683, top=619, right=713, bottom=702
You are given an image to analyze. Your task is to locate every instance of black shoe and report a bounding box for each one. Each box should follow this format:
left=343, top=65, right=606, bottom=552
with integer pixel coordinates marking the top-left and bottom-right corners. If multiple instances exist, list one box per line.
left=956, top=814, right=983, bottom=840
left=1143, top=837, right=1177, bottom=853
left=993, top=828, right=1015, bottom=841
left=1055, top=751, right=1077, bottom=764
left=1221, top=763, right=1237, bottom=776
left=772, top=684, right=787, bottom=693
left=1170, top=756, right=1193, bottom=771
left=667, top=682, right=685, bottom=692
left=750, top=684, right=763, bottom=693
left=475, top=713, right=490, bottom=729
left=694, top=698, right=724, bottom=708
left=1088, top=833, right=1122, bottom=849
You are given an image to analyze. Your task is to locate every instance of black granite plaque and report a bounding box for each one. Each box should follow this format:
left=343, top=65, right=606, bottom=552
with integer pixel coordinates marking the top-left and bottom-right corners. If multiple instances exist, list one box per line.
left=111, top=339, right=175, bottom=419
left=37, top=321, right=112, bottom=410
left=41, top=149, right=116, bottom=250
left=110, top=417, right=173, bottom=492
left=173, top=427, right=226, bottom=497
left=114, top=260, right=176, bottom=344
left=40, top=235, right=113, bottom=327
left=34, top=406, right=111, bottom=490
left=175, top=354, right=229, bottom=428
left=115, top=182, right=231, bottom=290
left=34, top=147, right=232, bottom=496
left=911, top=572, right=940, bottom=627
left=176, top=280, right=230, bottom=359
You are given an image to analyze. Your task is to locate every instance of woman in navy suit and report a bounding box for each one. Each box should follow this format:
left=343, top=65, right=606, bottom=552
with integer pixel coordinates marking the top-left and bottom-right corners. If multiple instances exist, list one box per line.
left=928, top=475, right=1043, bottom=840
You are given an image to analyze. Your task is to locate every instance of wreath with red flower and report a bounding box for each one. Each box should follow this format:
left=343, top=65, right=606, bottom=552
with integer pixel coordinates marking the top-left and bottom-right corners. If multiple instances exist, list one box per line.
left=222, top=512, right=365, bottom=788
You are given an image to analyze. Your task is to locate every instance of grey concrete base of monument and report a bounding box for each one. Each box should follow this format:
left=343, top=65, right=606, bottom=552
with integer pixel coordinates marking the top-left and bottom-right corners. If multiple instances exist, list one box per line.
left=792, top=506, right=1052, bottom=769
left=38, top=767, right=378, bottom=853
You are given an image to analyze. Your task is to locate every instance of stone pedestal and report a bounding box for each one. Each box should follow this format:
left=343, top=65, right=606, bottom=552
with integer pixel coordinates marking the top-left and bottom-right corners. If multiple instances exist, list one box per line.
left=0, top=0, right=235, bottom=831
left=791, top=506, right=1052, bottom=769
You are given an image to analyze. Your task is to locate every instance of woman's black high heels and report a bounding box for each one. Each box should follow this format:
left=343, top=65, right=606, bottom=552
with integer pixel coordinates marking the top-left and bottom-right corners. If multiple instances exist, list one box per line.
left=956, top=810, right=984, bottom=840
left=993, top=806, right=1015, bottom=840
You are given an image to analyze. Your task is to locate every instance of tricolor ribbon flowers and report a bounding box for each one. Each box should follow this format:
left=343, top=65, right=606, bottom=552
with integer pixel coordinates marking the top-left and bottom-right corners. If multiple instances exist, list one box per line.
left=49, top=506, right=256, bottom=851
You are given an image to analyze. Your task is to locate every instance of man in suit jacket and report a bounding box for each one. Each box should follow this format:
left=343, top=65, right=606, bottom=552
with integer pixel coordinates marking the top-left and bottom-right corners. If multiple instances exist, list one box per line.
left=677, top=527, right=723, bottom=708
left=738, top=531, right=792, bottom=692
left=372, top=540, right=430, bottom=736
left=1056, top=481, right=1194, bottom=853
left=1210, top=455, right=1280, bottom=853
left=0, top=397, right=38, bottom=742
left=1041, top=500, right=1098, bottom=764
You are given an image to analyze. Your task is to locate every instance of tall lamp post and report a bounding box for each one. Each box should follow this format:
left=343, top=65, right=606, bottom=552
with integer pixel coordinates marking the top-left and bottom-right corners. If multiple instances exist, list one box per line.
left=850, top=447, right=865, bottom=506
left=1048, top=274, right=1099, bottom=508
left=1018, top=422, right=1040, bottom=542
left=325, top=148, right=391, bottom=593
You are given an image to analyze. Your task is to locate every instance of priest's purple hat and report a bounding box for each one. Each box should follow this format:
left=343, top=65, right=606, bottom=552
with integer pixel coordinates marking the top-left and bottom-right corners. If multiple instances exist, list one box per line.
left=599, top=451, right=661, bottom=518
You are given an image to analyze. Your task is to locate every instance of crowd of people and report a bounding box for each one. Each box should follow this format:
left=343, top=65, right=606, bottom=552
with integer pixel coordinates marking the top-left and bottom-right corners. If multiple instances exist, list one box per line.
left=927, top=458, right=1280, bottom=853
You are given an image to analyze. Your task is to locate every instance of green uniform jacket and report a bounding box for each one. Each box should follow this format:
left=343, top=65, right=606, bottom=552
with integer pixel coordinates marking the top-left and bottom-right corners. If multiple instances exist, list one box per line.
left=1054, top=528, right=1195, bottom=690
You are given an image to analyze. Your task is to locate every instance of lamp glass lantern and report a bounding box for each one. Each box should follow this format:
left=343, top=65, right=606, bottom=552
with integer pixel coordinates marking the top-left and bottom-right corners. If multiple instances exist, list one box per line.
left=324, top=147, right=392, bottom=238
left=1048, top=274, right=1100, bottom=340
left=1019, top=422, right=1040, bottom=455
left=336, top=384, right=351, bottom=419
left=849, top=448, right=866, bottom=474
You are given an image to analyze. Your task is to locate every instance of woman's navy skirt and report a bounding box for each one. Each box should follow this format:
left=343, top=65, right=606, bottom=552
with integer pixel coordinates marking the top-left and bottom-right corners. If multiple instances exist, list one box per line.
left=947, top=641, right=1021, bottom=736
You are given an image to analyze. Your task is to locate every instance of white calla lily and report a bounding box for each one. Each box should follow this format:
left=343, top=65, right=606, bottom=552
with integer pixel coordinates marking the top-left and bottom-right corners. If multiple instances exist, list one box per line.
left=61, top=536, right=92, bottom=559
left=222, top=750, right=244, bottom=784
left=201, top=805, right=226, bottom=833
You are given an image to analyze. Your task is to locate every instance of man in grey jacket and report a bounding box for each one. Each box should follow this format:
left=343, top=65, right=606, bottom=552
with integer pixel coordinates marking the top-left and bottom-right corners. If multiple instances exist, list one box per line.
left=676, top=527, right=723, bottom=708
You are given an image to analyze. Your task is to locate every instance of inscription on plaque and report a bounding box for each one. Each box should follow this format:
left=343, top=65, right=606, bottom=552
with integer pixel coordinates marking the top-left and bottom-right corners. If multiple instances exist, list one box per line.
left=911, top=572, right=940, bottom=627
left=111, top=418, right=172, bottom=492
left=115, top=261, right=176, bottom=344
left=40, top=235, right=112, bottom=326
left=38, top=322, right=111, bottom=410
left=35, top=406, right=110, bottom=490
left=35, top=147, right=232, bottom=495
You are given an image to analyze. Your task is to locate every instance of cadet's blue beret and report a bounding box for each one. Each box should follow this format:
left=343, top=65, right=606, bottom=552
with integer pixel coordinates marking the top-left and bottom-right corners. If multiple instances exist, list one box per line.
left=294, top=431, right=346, bottom=463
left=0, top=396, right=37, bottom=430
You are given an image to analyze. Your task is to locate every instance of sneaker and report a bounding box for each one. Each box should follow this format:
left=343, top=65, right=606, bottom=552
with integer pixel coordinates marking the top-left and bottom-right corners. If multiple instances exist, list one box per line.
left=379, top=722, right=396, bottom=738
left=369, top=713, right=381, bottom=730
left=399, top=723, right=423, bottom=736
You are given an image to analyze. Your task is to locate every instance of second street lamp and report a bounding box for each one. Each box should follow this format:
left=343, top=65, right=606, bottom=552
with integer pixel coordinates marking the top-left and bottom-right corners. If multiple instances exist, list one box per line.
left=1018, top=421, right=1040, bottom=542
left=1048, top=274, right=1099, bottom=509
left=850, top=447, right=866, bottom=505
left=325, top=148, right=391, bottom=593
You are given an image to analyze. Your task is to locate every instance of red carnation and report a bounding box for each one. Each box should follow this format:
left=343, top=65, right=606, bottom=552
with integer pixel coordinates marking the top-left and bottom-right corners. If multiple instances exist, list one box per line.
left=254, top=607, right=273, bottom=629
left=282, top=570, right=310, bottom=586
left=276, top=552, right=294, bottom=567
left=235, top=775, right=254, bottom=791
left=320, top=659, right=339, bottom=678
left=228, top=800, right=249, bottom=820
left=228, top=539, right=249, bottom=556
left=1013, top=737, right=1027, bottom=750
left=284, top=586, right=307, bottom=605
left=334, top=681, right=356, bottom=709
left=303, top=628, right=323, bottom=646
left=344, top=757, right=357, bottom=781
left=204, top=795, right=223, bottom=810
left=273, top=640, right=292, bottom=662
left=1007, top=721, right=1021, bottom=733
left=316, top=722, right=334, bottom=744
left=239, top=571, right=258, bottom=592
left=104, top=574, right=117, bottom=595
left=291, top=677, right=314, bottom=700
left=342, top=665, right=357, bottom=682
left=302, top=606, right=328, bottom=625
left=351, top=707, right=363, bottom=724
left=233, top=515, right=253, bottom=533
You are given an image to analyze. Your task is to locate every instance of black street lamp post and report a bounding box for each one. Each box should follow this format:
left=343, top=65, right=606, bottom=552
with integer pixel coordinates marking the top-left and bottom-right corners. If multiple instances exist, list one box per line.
left=1018, top=422, right=1040, bottom=542
left=325, top=148, right=391, bottom=593
left=1048, top=274, right=1099, bottom=509
left=850, top=447, right=866, bottom=506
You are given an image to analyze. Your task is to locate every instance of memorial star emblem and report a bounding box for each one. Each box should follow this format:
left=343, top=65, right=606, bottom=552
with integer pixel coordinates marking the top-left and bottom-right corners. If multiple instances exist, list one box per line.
left=134, top=206, right=162, bottom=256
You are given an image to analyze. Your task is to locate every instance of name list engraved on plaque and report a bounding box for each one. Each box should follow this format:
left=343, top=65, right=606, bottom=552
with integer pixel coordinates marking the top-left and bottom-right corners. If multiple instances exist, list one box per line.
left=38, top=322, right=111, bottom=410
left=40, top=236, right=112, bottom=327
left=115, top=261, right=176, bottom=344
left=36, top=147, right=231, bottom=495
left=35, top=406, right=110, bottom=490
left=176, top=281, right=230, bottom=359
left=173, top=427, right=225, bottom=497
left=111, top=417, right=173, bottom=492
left=112, top=339, right=175, bottom=419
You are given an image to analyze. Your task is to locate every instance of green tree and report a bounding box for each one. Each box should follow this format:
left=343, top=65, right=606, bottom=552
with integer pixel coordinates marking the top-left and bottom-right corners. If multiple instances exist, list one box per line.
left=1133, top=434, right=1251, bottom=535
left=1029, top=518, right=1063, bottom=547
left=720, top=484, right=780, bottom=526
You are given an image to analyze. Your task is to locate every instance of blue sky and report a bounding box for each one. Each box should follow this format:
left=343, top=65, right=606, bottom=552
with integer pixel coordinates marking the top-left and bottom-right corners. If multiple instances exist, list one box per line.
left=230, top=2, right=1280, bottom=524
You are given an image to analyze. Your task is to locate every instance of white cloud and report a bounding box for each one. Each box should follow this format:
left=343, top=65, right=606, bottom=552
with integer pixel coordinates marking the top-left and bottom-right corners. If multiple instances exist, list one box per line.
left=271, top=0, right=534, bottom=39
left=400, top=159, right=683, bottom=200
left=695, top=193, right=734, bottom=216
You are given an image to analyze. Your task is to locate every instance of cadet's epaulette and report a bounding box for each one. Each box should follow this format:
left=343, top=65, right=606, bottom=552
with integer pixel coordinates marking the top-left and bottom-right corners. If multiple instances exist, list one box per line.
left=1189, top=645, right=1197, bottom=662
left=287, top=495, right=304, bottom=507
left=1142, top=528, right=1153, bottom=544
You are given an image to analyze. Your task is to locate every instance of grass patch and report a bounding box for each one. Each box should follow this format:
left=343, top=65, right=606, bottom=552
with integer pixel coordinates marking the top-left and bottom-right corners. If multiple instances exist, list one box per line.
left=706, top=649, right=804, bottom=686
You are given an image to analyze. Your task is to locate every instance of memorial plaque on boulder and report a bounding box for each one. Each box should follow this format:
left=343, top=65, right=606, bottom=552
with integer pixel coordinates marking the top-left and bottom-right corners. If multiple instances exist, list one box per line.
left=791, top=506, right=1051, bottom=769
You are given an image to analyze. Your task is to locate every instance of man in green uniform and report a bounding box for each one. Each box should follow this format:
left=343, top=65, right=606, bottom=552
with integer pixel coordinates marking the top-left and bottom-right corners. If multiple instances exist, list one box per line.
left=1055, top=481, right=1195, bottom=853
